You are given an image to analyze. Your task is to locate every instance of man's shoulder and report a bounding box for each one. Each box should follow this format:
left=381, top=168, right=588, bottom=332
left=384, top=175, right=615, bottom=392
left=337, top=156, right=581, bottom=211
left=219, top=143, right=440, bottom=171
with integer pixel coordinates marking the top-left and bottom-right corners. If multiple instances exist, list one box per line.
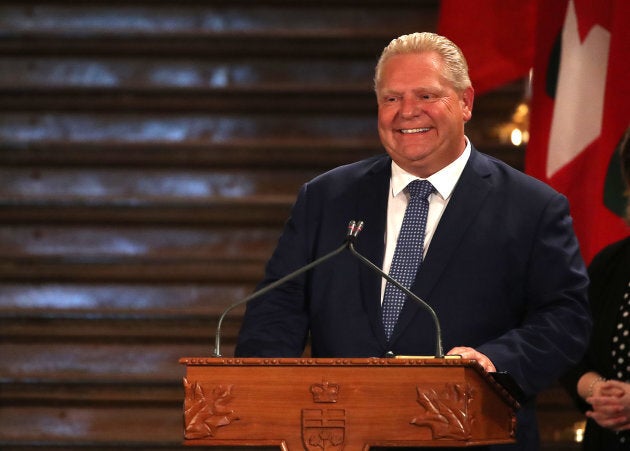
left=470, top=147, right=559, bottom=197
left=310, top=153, right=390, bottom=185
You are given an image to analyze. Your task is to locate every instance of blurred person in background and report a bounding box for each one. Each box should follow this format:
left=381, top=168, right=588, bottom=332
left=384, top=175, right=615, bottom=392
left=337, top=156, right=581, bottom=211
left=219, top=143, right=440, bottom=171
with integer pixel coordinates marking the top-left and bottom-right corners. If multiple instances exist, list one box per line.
left=562, top=126, right=630, bottom=450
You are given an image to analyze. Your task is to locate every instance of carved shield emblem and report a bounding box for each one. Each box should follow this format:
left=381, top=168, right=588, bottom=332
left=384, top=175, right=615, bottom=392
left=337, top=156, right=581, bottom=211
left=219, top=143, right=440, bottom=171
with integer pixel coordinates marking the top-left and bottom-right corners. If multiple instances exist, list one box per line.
left=302, top=408, right=345, bottom=451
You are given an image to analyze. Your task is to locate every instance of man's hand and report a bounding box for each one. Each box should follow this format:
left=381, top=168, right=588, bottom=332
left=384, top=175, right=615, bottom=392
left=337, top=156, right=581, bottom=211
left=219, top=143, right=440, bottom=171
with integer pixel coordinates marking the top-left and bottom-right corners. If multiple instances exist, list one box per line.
left=447, top=346, right=496, bottom=373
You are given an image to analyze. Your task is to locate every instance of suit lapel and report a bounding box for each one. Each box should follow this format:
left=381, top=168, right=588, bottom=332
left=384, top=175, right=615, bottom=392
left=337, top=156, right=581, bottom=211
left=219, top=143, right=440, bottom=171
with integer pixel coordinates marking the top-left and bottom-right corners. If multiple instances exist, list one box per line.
left=353, top=156, right=391, bottom=345
left=390, top=148, right=493, bottom=344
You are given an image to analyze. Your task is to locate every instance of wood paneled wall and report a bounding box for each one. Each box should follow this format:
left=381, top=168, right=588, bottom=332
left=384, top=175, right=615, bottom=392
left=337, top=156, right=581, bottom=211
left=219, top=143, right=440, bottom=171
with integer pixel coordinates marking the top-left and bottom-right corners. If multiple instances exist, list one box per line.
left=0, top=1, right=583, bottom=449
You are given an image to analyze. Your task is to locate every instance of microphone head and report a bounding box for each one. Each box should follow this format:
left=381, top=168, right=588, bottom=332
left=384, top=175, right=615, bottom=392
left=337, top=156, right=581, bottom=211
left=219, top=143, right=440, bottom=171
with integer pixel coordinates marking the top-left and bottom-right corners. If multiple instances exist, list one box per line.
left=353, top=221, right=365, bottom=238
left=346, top=220, right=357, bottom=239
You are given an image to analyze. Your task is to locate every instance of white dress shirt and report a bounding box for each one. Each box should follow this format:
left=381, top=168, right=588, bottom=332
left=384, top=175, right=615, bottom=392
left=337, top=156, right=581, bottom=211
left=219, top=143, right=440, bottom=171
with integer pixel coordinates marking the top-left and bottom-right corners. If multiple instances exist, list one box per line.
left=380, top=139, right=472, bottom=303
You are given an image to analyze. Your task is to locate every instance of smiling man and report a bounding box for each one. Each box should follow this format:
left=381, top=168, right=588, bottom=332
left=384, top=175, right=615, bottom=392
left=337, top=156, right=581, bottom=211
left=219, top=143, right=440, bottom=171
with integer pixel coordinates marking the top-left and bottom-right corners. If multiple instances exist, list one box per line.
left=376, top=46, right=473, bottom=179
left=235, top=32, right=592, bottom=450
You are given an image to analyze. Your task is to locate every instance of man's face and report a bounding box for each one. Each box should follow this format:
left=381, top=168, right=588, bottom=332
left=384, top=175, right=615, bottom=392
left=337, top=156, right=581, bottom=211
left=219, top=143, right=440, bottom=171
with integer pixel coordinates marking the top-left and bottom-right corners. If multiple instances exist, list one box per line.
left=376, top=52, right=474, bottom=178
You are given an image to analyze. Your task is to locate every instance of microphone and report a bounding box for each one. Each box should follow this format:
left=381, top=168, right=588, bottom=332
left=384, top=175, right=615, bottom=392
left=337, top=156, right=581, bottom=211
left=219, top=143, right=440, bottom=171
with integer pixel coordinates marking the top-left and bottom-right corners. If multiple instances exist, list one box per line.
left=347, top=221, right=444, bottom=358
left=212, top=220, right=443, bottom=359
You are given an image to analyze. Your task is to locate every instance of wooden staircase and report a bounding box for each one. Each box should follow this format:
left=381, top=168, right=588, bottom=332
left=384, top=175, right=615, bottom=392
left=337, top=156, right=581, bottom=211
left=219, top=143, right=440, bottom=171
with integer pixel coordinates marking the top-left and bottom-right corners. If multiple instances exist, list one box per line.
left=0, top=1, right=580, bottom=449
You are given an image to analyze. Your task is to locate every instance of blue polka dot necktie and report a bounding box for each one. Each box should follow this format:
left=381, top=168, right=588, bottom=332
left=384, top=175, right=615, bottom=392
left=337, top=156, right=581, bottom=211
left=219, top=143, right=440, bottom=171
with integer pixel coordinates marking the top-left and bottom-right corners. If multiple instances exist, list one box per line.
left=382, top=179, right=435, bottom=341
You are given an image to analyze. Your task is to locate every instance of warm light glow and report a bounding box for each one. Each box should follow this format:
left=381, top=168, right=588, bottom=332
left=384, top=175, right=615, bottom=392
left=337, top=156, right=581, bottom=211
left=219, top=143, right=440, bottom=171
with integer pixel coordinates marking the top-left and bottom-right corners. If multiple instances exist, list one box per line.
left=522, top=130, right=530, bottom=143
left=574, top=421, right=586, bottom=442
left=510, top=128, right=523, bottom=146
left=492, top=72, right=532, bottom=146
left=513, top=103, right=529, bottom=122
left=493, top=99, right=530, bottom=146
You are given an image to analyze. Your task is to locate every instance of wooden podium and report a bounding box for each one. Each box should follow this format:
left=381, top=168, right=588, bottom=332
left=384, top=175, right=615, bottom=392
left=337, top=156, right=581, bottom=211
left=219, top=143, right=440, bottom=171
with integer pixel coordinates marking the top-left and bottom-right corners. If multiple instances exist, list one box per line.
left=179, top=357, right=519, bottom=450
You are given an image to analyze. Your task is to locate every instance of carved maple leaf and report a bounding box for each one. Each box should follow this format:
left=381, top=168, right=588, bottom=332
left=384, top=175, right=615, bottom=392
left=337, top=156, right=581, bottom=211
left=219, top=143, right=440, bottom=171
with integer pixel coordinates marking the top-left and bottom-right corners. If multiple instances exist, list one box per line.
left=307, top=428, right=344, bottom=449
left=183, top=378, right=239, bottom=439
left=410, top=383, right=472, bottom=440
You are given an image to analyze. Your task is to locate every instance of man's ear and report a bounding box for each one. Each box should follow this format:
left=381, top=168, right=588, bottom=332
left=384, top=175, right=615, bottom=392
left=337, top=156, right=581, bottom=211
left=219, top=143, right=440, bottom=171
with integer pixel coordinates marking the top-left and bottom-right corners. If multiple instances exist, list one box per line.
left=461, top=86, right=474, bottom=122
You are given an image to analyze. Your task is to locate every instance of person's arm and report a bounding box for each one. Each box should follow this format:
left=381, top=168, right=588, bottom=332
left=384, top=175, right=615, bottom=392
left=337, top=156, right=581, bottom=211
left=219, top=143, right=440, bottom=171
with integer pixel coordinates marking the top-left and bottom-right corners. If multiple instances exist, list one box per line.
left=577, top=371, right=607, bottom=400
left=234, top=185, right=312, bottom=357
left=476, top=192, right=592, bottom=398
left=559, top=238, right=626, bottom=412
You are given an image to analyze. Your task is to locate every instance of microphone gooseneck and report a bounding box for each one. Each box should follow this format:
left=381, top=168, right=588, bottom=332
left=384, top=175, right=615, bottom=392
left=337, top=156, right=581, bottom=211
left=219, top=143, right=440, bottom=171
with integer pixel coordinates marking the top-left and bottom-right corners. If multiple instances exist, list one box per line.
left=347, top=237, right=444, bottom=358
left=212, top=238, right=349, bottom=357
left=212, top=219, right=443, bottom=359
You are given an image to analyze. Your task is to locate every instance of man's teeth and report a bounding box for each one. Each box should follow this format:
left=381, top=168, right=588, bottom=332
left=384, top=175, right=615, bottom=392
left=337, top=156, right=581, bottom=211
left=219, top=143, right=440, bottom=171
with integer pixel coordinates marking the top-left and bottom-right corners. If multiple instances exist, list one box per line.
left=400, top=128, right=430, bottom=134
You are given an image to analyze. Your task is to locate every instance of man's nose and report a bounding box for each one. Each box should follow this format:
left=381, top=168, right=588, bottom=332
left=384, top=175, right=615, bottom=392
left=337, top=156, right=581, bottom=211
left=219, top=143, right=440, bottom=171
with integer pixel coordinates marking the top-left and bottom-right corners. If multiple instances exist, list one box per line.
left=400, top=97, right=422, bottom=118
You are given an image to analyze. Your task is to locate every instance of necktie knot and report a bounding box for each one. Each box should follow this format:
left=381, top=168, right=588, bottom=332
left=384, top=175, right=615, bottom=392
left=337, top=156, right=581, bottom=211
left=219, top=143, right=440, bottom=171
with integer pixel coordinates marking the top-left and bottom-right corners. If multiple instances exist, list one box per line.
left=407, top=179, right=434, bottom=200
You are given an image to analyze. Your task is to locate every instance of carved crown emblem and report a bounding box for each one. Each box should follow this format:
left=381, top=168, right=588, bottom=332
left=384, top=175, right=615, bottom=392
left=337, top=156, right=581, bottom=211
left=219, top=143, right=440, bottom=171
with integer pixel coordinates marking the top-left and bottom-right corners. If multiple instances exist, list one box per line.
left=310, top=380, right=339, bottom=403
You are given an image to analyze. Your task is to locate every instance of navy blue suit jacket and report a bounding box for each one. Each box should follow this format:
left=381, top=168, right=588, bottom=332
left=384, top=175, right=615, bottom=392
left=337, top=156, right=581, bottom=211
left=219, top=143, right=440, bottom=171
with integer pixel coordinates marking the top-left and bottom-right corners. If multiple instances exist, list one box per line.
left=236, top=148, right=591, bottom=450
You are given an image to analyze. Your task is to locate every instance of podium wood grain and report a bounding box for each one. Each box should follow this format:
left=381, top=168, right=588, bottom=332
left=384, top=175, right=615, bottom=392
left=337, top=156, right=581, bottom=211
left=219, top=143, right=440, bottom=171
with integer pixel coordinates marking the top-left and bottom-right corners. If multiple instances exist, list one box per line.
left=180, top=357, right=519, bottom=450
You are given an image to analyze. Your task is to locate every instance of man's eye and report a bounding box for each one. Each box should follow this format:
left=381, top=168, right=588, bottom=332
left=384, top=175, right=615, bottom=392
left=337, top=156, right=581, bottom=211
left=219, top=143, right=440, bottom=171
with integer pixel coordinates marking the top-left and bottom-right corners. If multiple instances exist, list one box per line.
left=421, top=93, right=440, bottom=101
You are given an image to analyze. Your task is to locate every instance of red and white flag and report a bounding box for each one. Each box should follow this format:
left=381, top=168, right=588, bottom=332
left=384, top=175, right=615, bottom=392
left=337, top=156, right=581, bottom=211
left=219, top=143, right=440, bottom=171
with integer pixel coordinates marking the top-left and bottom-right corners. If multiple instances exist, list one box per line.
left=438, top=0, right=535, bottom=95
left=525, top=0, right=630, bottom=264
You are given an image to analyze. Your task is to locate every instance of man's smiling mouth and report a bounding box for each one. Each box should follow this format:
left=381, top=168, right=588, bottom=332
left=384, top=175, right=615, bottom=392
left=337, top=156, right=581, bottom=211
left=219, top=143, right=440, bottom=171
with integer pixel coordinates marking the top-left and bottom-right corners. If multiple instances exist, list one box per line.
left=399, top=128, right=431, bottom=134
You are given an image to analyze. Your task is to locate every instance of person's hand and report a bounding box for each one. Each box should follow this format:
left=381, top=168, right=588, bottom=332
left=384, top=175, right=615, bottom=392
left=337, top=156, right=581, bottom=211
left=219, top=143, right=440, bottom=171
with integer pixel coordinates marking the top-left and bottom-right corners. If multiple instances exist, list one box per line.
left=587, top=380, right=630, bottom=432
left=446, top=346, right=496, bottom=373
left=599, top=379, right=627, bottom=398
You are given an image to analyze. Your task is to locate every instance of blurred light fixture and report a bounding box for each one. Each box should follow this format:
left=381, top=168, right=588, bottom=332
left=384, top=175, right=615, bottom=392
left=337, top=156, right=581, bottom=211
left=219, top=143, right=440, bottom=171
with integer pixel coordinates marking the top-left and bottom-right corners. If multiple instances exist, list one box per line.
left=573, top=420, right=586, bottom=442
left=495, top=70, right=532, bottom=147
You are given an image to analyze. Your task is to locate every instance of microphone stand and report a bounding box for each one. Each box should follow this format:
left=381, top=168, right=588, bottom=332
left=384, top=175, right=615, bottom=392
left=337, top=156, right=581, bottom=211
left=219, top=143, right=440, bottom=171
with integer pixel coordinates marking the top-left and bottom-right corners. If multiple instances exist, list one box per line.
left=212, top=220, right=444, bottom=359
left=347, top=239, right=444, bottom=358
left=212, top=241, right=348, bottom=357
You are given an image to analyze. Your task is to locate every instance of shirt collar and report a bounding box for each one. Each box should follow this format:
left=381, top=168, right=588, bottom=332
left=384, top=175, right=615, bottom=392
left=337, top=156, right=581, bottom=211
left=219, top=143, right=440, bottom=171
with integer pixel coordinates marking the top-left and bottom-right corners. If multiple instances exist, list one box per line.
left=390, top=137, right=471, bottom=200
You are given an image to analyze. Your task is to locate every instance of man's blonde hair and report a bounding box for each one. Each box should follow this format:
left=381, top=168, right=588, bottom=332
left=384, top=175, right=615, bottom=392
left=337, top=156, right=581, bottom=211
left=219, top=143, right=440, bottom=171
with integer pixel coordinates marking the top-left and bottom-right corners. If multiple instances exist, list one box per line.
left=374, top=32, right=471, bottom=93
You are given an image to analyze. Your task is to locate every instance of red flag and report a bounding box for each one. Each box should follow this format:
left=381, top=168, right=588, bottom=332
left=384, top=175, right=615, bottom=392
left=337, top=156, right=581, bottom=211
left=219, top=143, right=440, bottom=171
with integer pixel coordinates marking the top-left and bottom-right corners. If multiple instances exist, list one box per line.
left=525, top=0, right=630, bottom=264
left=438, top=0, right=536, bottom=94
